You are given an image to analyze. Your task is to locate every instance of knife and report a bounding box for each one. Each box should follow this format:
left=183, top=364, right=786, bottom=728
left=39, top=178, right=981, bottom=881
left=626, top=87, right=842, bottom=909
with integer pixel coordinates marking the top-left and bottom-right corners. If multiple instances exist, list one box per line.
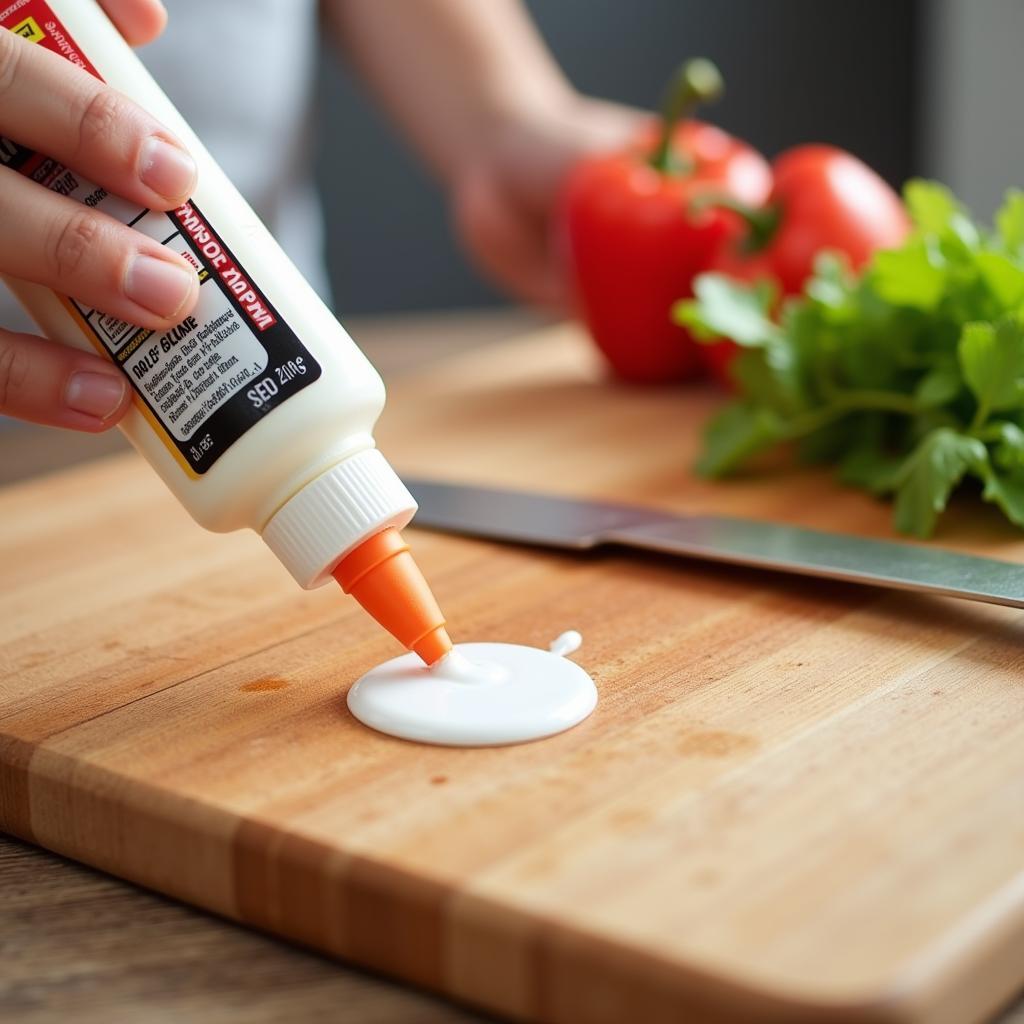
left=405, top=478, right=1024, bottom=610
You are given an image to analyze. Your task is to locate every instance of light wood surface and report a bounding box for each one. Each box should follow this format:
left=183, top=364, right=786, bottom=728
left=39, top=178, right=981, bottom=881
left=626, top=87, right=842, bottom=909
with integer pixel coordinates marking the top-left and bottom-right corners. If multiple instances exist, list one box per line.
left=3, top=324, right=1024, bottom=1023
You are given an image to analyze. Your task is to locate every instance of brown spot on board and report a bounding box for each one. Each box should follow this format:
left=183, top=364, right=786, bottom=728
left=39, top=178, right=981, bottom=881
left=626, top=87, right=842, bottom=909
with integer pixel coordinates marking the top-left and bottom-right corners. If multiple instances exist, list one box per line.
left=240, top=678, right=289, bottom=693
left=430, top=775, right=448, bottom=786
left=678, top=730, right=758, bottom=759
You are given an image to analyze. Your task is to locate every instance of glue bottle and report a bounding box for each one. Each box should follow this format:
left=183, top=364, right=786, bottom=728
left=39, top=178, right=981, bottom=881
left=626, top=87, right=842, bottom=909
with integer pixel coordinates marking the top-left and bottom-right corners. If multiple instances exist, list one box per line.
left=0, top=0, right=452, bottom=665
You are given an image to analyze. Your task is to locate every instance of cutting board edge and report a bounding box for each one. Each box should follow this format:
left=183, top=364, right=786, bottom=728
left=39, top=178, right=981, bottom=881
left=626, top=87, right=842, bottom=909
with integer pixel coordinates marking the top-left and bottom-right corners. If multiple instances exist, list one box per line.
left=4, top=732, right=1019, bottom=1024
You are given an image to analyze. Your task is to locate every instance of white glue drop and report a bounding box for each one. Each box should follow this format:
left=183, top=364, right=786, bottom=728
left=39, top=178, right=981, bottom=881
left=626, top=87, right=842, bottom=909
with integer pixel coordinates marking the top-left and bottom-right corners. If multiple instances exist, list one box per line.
left=548, top=630, right=583, bottom=657
left=347, top=636, right=597, bottom=747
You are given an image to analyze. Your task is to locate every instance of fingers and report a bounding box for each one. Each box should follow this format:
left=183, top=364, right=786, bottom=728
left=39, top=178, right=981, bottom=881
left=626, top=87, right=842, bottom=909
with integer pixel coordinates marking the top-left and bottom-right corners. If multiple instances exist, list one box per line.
left=452, top=165, right=563, bottom=310
left=99, top=0, right=168, bottom=47
left=0, top=165, right=199, bottom=329
left=0, top=328, right=131, bottom=431
left=0, top=28, right=195, bottom=212
left=0, top=0, right=170, bottom=434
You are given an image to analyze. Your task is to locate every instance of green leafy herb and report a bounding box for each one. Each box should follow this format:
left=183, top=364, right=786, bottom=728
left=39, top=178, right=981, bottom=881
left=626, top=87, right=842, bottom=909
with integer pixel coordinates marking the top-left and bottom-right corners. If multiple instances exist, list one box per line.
left=981, top=469, right=1024, bottom=528
left=696, top=403, right=784, bottom=477
left=913, top=363, right=961, bottom=407
left=958, top=317, right=1024, bottom=420
left=891, top=429, right=986, bottom=537
left=673, top=183, right=1024, bottom=537
left=870, top=240, right=946, bottom=310
left=996, top=189, right=1024, bottom=254
left=675, top=274, right=780, bottom=346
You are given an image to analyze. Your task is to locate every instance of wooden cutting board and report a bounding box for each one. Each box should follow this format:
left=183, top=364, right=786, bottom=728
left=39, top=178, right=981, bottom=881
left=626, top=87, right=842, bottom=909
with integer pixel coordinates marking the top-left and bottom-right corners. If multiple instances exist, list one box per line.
left=3, top=325, right=1024, bottom=1024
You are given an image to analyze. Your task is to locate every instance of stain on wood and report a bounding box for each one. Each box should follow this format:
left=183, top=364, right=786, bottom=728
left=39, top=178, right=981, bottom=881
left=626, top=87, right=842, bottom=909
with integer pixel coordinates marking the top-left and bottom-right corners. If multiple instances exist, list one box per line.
left=240, top=678, right=290, bottom=693
left=677, top=729, right=758, bottom=759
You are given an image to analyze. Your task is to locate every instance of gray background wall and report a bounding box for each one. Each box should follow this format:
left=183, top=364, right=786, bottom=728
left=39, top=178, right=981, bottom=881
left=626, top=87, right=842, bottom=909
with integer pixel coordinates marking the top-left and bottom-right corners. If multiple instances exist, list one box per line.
left=315, top=0, right=918, bottom=314
left=921, top=0, right=1024, bottom=220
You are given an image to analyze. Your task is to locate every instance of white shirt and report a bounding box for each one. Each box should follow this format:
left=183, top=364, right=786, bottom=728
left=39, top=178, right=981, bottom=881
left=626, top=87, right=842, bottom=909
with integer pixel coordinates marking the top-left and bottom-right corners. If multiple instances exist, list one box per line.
left=1, top=0, right=326, bottom=334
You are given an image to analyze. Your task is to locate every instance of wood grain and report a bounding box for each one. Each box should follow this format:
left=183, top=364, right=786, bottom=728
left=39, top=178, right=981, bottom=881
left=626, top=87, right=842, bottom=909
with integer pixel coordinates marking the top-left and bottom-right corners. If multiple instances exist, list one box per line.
left=0, top=835, right=490, bottom=1024
left=3, top=324, right=1024, bottom=1023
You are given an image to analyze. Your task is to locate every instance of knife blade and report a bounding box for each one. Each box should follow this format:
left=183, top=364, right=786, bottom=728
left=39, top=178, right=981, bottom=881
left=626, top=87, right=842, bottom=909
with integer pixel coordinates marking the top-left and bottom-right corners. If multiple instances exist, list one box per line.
left=405, top=478, right=1024, bottom=610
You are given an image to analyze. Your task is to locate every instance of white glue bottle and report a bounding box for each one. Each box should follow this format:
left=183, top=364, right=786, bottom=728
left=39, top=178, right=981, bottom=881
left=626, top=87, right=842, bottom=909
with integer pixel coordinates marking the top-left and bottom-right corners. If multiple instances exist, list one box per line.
left=1, top=0, right=453, bottom=665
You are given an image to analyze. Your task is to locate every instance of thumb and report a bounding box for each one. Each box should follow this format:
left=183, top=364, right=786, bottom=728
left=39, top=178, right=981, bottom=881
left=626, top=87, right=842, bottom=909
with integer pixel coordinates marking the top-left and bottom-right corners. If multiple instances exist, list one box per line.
left=0, top=329, right=131, bottom=432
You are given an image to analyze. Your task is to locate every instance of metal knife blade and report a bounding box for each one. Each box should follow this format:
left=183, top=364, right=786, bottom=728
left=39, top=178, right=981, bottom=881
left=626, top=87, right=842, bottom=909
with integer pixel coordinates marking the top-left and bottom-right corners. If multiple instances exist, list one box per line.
left=406, top=478, right=1024, bottom=610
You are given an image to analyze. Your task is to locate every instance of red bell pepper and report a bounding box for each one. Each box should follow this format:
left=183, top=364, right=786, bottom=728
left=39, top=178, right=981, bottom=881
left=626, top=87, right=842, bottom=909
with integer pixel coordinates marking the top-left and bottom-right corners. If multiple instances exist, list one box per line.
left=700, top=144, right=911, bottom=386
left=559, top=60, right=771, bottom=384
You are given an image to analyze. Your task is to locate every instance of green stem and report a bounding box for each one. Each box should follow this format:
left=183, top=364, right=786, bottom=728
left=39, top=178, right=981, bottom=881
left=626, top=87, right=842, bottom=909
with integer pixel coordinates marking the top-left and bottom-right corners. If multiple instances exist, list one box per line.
left=969, top=401, right=990, bottom=433
left=782, top=390, right=921, bottom=440
left=649, top=58, right=724, bottom=175
left=702, top=196, right=782, bottom=252
left=838, top=389, right=922, bottom=414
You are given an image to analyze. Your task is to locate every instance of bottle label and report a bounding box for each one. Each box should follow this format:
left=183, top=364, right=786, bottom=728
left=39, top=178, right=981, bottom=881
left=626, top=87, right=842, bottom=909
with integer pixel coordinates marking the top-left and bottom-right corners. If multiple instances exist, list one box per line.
left=0, top=0, right=322, bottom=475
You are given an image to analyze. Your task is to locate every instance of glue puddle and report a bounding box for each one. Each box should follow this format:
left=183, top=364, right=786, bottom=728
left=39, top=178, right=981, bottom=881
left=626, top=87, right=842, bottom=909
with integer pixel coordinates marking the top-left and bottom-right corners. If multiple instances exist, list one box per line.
left=347, top=632, right=596, bottom=747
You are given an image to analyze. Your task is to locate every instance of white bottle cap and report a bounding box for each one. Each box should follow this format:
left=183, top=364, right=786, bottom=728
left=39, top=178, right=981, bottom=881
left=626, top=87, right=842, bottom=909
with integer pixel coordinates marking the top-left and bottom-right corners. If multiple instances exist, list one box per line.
left=262, top=449, right=417, bottom=589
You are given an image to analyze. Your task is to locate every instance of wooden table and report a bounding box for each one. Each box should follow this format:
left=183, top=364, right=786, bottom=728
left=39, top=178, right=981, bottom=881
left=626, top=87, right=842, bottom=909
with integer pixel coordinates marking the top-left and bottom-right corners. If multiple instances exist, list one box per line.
left=6, top=311, right=1024, bottom=1024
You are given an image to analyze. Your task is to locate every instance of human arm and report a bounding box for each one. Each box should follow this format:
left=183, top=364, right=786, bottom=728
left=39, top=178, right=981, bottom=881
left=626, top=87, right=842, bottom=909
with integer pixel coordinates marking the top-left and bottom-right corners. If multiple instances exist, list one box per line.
left=323, top=0, right=641, bottom=308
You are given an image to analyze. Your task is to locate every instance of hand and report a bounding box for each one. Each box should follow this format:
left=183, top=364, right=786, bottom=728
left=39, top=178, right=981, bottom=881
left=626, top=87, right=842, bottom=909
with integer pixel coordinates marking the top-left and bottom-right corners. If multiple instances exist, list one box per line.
left=0, top=0, right=199, bottom=433
left=450, top=94, right=644, bottom=310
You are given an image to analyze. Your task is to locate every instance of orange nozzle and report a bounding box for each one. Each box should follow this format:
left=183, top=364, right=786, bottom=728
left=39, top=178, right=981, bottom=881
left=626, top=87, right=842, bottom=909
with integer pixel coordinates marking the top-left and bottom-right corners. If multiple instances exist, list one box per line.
left=332, top=527, right=452, bottom=666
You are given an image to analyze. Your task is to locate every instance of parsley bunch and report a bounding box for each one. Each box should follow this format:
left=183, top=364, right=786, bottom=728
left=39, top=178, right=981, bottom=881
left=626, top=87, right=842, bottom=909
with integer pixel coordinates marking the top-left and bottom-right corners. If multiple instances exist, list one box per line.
left=674, top=182, right=1024, bottom=538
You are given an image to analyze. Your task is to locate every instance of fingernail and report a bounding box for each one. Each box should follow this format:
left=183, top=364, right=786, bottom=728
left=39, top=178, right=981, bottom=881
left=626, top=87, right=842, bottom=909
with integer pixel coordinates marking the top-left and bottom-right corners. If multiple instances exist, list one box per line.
left=64, top=371, right=127, bottom=420
left=139, top=138, right=196, bottom=201
left=125, top=254, right=195, bottom=318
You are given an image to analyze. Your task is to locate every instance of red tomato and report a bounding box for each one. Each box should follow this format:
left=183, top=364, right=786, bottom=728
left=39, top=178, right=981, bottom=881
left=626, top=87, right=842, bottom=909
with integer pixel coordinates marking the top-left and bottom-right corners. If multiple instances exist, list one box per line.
left=702, top=145, right=911, bottom=386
